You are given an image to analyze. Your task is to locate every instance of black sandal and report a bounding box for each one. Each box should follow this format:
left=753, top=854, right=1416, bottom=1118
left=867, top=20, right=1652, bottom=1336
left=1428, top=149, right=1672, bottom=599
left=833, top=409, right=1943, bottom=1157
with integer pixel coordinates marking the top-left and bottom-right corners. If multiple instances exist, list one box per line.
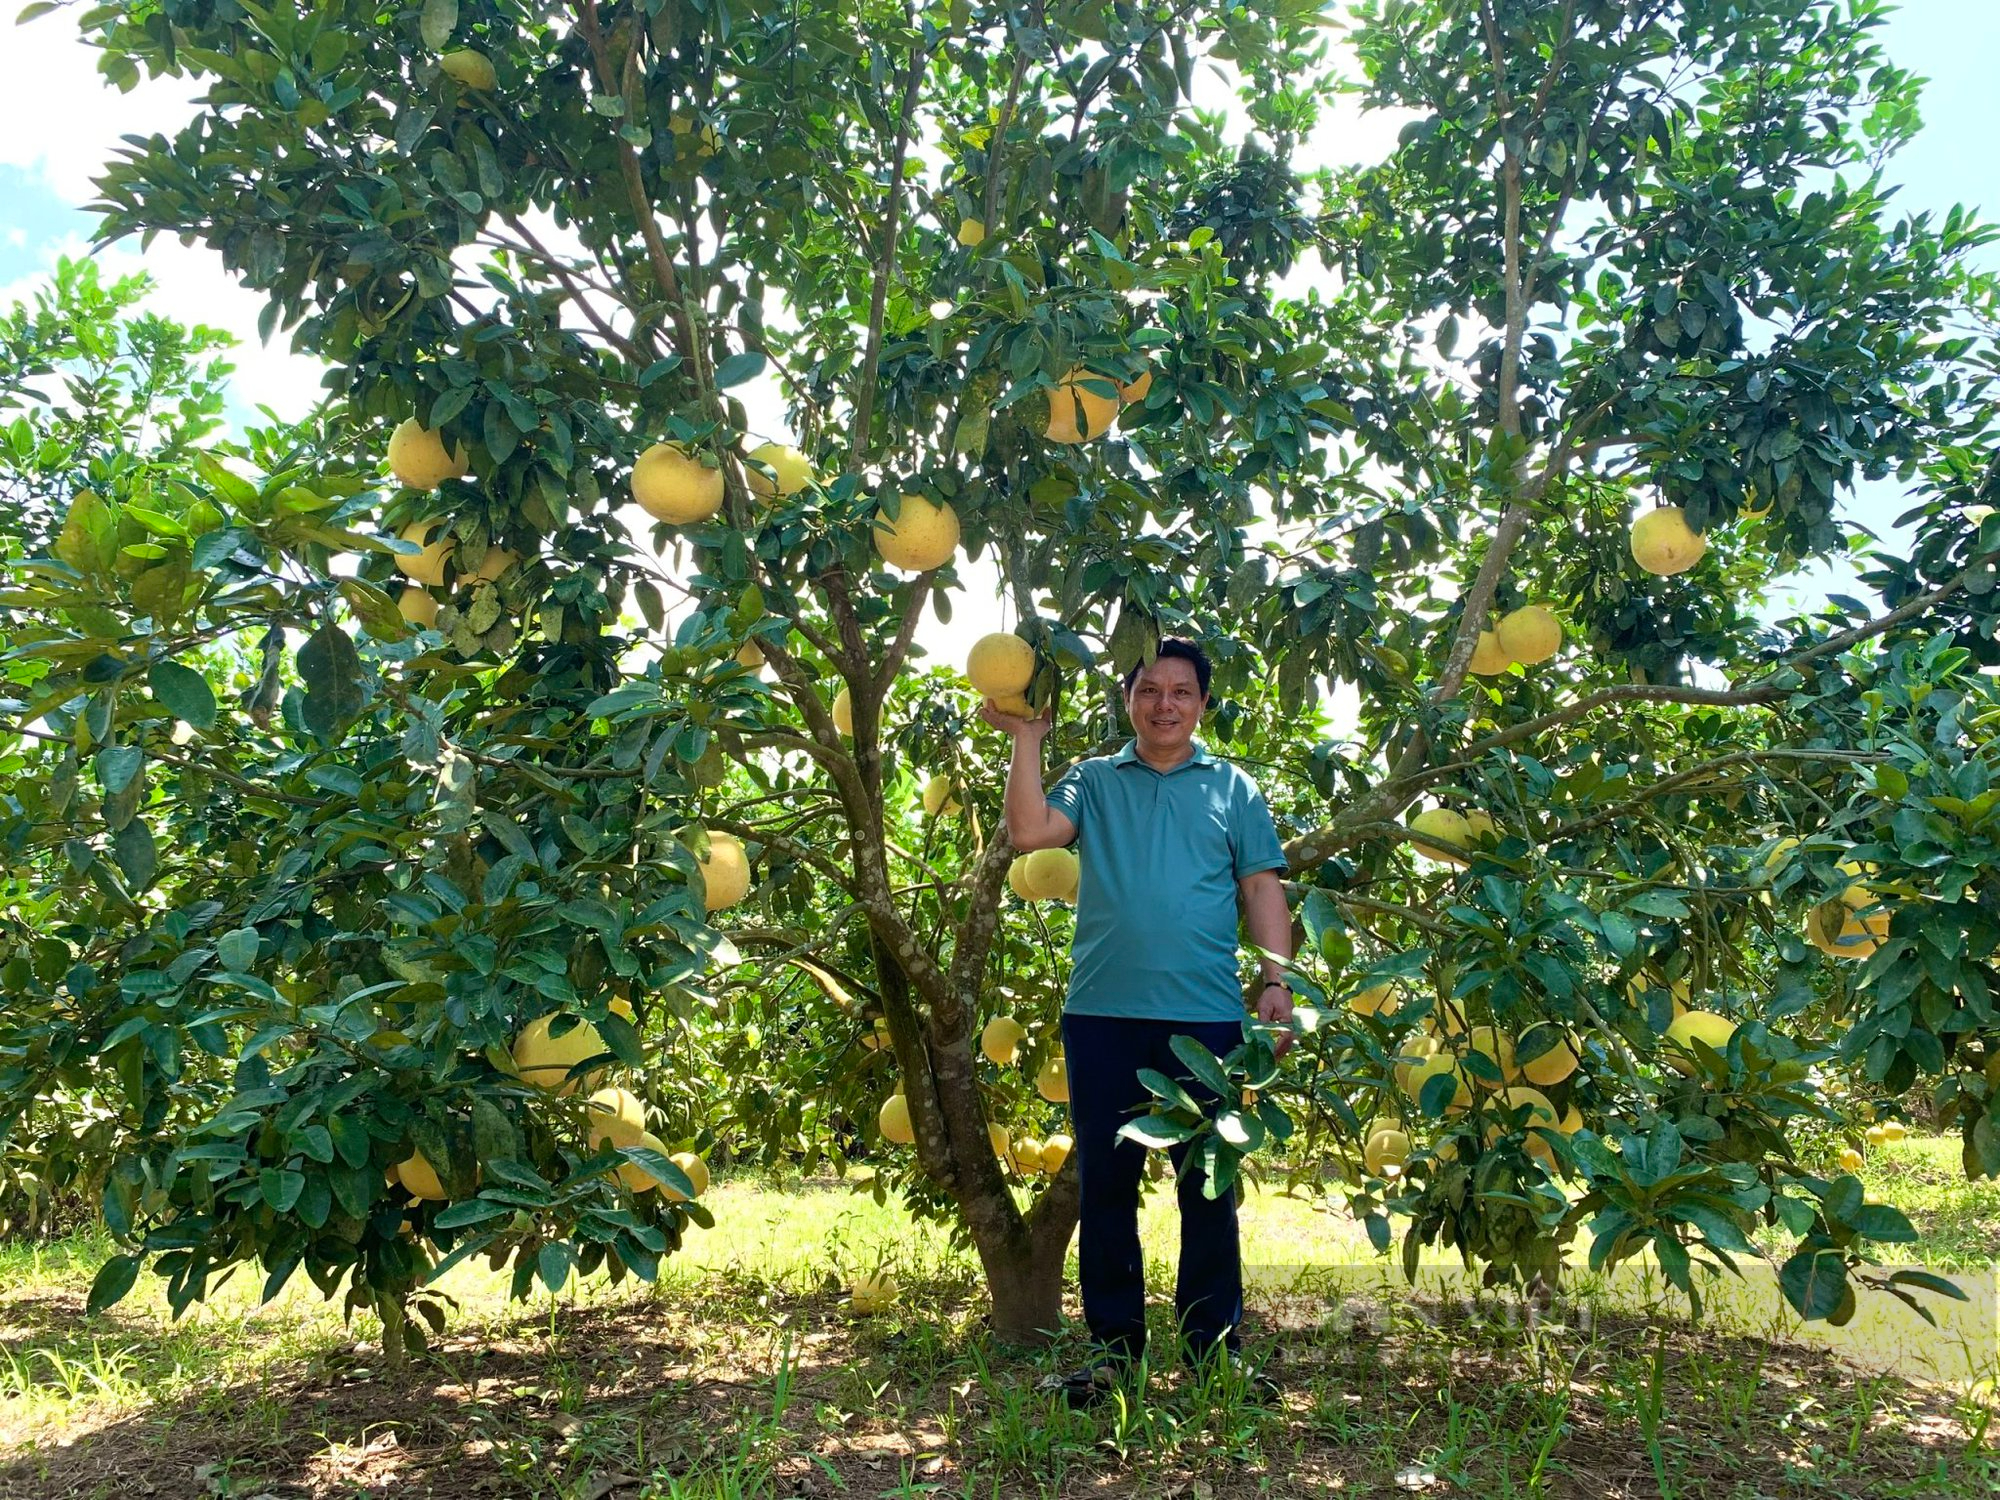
left=1038, top=1359, right=1135, bottom=1409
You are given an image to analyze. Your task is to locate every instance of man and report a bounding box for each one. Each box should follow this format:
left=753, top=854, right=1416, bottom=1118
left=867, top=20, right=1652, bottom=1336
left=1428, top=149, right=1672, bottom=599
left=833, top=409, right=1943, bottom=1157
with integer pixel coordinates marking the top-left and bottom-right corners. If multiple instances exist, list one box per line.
left=984, top=638, right=1295, bottom=1406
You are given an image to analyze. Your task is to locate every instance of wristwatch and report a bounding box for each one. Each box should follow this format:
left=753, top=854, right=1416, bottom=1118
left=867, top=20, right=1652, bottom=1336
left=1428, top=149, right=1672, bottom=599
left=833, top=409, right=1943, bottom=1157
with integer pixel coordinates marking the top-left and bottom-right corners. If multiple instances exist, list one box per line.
left=1260, top=979, right=1292, bottom=994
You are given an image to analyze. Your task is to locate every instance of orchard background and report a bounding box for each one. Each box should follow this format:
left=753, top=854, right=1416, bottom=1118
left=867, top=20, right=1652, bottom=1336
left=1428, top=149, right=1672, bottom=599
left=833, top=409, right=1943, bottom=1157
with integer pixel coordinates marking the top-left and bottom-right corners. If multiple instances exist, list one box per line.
left=3, top=0, right=2000, bottom=1492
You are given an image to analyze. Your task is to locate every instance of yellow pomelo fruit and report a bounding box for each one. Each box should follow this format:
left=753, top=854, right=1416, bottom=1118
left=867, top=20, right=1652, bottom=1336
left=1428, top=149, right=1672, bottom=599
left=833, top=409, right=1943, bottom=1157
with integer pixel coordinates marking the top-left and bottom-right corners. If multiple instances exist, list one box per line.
left=984, top=691, right=1038, bottom=720
left=873, top=494, right=960, bottom=572
left=468, top=546, right=517, bottom=583
left=1880, top=1120, right=1907, bottom=1142
left=697, top=831, right=751, bottom=911
left=1461, top=809, right=1497, bottom=845
left=633, top=441, right=725, bottom=524
left=1514, top=1024, right=1582, bottom=1087
left=1864, top=1122, right=1887, bottom=1147
left=1117, top=366, right=1154, bottom=404
left=831, top=685, right=854, bottom=735
left=663, top=1151, right=709, bottom=1202
left=956, top=217, right=986, bottom=246
left=988, top=1120, right=1013, bottom=1164
left=585, top=1086, right=647, bottom=1148
left=1013, top=1135, right=1044, bottom=1174
left=860, top=1016, right=893, bottom=1051
left=387, top=418, right=467, bottom=490
left=1042, top=367, right=1121, bottom=444
left=617, top=1131, right=671, bottom=1192
left=1393, top=1034, right=1441, bottom=1094
left=668, top=112, right=719, bottom=158
left=1555, top=1105, right=1584, bottom=1135
left=1469, top=630, right=1512, bottom=676
left=1408, top=807, right=1472, bottom=867
left=1039, top=1133, right=1072, bottom=1173
left=850, top=1270, right=898, bottom=1314
left=1427, top=996, right=1470, bottom=1040
left=1465, top=1026, right=1514, bottom=1091
left=439, top=48, right=497, bottom=90
left=744, top=442, right=814, bottom=499
left=967, top=633, right=1036, bottom=697
left=735, top=638, right=764, bottom=669
left=1763, top=835, right=1801, bottom=875
left=980, top=1015, right=1028, bottom=1066
left=610, top=994, right=636, bottom=1024
left=1496, top=605, right=1563, bottom=666
left=1036, top=1054, right=1069, bottom=1103
left=1631, top=506, right=1707, bottom=575
left=513, top=1014, right=609, bottom=1096
left=1400, top=1052, right=1471, bottom=1112
left=1348, top=981, right=1398, bottom=1018
left=879, top=1093, right=915, bottom=1144
left=399, top=586, right=439, bottom=627
left=1837, top=1147, right=1865, bottom=1171
left=395, top=1150, right=448, bottom=1201
left=1805, top=898, right=1886, bottom=960
left=1664, top=1010, right=1736, bottom=1075
left=1006, top=854, right=1037, bottom=901
left=1485, top=1086, right=1560, bottom=1165
left=395, top=520, right=454, bottom=586
left=1020, top=847, right=1079, bottom=901
left=1626, top=972, right=1691, bottom=1018
left=1364, top=1128, right=1411, bottom=1176
left=921, top=774, right=961, bottom=817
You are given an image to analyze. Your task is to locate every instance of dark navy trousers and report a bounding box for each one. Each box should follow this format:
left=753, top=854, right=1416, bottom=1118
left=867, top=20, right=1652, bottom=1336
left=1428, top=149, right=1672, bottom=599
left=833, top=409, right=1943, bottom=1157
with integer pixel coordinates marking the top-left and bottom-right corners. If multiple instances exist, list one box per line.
left=1061, top=1012, right=1245, bottom=1363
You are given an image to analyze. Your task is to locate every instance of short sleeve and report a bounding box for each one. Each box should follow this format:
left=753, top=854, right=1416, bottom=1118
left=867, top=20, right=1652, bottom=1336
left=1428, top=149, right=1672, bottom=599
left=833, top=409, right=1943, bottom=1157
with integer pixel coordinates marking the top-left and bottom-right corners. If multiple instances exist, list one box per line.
left=1230, top=772, right=1287, bottom=878
left=1045, top=761, right=1088, bottom=842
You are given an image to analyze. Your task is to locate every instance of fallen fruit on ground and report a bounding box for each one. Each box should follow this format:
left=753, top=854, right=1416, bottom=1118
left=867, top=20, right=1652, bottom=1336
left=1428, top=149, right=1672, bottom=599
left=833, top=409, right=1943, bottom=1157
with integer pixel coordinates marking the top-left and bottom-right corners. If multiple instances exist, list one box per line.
left=850, top=1271, right=898, bottom=1314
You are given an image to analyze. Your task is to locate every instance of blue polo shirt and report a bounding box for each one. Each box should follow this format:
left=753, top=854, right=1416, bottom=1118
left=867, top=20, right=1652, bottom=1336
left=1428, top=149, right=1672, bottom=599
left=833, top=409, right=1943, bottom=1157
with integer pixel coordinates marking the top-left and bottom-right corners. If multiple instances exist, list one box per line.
left=1045, top=740, right=1289, bottom=1022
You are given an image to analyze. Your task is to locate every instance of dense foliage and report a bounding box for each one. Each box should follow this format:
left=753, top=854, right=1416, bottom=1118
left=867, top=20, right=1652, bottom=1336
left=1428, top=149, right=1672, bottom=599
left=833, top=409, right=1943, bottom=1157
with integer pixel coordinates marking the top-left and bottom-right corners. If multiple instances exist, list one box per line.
left=2, top=0, right=1997, bottom=1346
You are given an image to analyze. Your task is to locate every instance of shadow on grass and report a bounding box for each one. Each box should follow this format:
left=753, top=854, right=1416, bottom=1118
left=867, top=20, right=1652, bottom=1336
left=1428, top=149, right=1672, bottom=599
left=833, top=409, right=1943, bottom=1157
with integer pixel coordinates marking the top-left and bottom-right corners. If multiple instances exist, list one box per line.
left=2, top=1273, right=1997, bottom=1500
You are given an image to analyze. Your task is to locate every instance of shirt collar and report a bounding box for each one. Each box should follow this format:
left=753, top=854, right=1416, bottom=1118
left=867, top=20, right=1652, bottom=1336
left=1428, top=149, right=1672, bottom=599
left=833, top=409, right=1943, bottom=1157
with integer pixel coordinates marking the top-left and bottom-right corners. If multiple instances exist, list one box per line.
left=1112, top=738, right=1215, bottom=773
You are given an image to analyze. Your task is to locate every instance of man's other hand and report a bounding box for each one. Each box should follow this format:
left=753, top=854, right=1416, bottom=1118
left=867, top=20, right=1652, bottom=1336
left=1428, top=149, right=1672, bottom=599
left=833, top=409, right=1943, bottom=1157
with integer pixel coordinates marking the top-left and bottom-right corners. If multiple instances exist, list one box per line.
left=1256, top=985, right=1296, bottom=1061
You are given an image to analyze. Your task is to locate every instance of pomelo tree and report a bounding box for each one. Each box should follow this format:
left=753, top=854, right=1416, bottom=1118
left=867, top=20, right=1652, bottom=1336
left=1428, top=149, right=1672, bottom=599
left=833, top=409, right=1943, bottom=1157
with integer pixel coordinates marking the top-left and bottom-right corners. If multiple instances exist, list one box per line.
left=4, top=0, right=1998, bottom=1348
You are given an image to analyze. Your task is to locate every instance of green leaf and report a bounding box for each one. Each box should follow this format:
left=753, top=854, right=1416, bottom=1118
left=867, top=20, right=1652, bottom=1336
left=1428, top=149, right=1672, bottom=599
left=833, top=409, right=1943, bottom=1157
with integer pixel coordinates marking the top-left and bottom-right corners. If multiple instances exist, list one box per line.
left=149, top=659, right=217, bottom=730
left=87, top=1253, right=142, bottom=1314
left=217, top=926, right=261, bottom=970
left=1166, top=1033, right=1234, bottom=1101
left=712, top=350, right=767, bottom=388
left=1118, top=1114, right=1197, bottom=1148
left=537, top=1241, right=572, bottom=1293
left=1779, top=1248, right=1848, bottom=1320
left=419, top=0, right=458, bottom=50
left=297, top=622, right=365, bottom=741
left=112, top=820, right=157, bottom=891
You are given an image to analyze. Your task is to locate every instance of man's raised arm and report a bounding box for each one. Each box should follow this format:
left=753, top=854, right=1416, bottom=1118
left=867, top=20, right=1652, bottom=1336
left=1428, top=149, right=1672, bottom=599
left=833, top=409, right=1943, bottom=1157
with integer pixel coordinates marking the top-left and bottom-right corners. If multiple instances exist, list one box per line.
left=981, top=701, right=1076, bottom=851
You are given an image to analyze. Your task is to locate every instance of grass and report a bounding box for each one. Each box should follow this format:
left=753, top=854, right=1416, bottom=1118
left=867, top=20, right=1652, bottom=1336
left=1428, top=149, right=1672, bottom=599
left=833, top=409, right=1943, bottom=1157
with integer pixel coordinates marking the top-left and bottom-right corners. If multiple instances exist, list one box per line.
left=0, top=1138, right=1994, bottom=1498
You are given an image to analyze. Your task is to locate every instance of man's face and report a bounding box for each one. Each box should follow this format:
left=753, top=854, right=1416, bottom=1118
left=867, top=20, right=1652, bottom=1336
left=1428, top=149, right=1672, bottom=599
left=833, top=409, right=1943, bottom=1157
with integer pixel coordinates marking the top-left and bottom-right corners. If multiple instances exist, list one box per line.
left=1124, top=655, right=1206, bottom=757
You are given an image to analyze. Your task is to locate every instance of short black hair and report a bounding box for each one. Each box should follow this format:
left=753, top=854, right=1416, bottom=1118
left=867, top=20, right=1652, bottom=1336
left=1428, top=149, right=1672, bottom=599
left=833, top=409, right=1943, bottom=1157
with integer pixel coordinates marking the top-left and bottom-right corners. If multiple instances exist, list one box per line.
left=1120, top=637, right=1212, bottom=698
